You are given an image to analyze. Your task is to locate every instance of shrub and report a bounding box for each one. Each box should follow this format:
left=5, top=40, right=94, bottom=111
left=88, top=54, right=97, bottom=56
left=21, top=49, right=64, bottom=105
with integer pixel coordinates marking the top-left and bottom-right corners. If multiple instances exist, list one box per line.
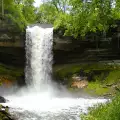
left=81, top=94, right=120, bottom=120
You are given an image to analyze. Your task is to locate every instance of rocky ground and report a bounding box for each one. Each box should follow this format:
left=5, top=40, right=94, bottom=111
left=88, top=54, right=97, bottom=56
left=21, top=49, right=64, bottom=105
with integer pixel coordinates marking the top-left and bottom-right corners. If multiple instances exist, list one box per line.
left=0, top=96, right=15, bottom=120
left=0, top=63, right=24, bottom=120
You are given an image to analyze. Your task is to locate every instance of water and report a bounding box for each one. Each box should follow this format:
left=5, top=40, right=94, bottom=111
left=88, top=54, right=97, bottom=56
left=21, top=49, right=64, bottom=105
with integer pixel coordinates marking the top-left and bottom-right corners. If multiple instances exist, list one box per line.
left=25, top=24, right=53, bottom=91
left=2, top=24, right=108, bottom=120
left=3, top=94, right=107, bottom=120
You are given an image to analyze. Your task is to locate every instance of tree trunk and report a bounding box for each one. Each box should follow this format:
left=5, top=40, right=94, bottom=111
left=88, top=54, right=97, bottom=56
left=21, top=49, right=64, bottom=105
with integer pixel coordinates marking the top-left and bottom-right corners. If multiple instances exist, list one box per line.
left=2, top=0, right=4, bottom=17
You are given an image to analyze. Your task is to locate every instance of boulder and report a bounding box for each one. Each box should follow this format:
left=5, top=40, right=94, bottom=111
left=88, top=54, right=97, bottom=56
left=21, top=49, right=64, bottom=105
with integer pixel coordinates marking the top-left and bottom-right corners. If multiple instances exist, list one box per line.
left=16, top=74, right=26, bottom=87
left=0, top=96, right=6, bottom=103
left=71, top=80, right=88, bottom=89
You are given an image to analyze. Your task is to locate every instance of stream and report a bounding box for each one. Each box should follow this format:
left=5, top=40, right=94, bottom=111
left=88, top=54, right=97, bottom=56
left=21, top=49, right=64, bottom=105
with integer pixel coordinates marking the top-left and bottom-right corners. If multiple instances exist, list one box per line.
left=2, top=90, right=107, bottom=120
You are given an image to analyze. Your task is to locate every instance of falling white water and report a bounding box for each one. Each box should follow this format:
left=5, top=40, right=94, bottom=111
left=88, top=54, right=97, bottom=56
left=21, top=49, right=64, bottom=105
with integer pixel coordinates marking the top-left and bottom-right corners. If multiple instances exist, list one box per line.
left=2, top=24, right=108, bottom=120
left=25, top=24, right=53, bottom=91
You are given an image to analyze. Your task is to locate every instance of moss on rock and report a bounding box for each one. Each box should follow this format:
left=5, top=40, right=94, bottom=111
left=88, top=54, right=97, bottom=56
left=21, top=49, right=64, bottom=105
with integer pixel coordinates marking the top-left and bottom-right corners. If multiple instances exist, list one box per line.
left=0, top=63, right=24, bottom=86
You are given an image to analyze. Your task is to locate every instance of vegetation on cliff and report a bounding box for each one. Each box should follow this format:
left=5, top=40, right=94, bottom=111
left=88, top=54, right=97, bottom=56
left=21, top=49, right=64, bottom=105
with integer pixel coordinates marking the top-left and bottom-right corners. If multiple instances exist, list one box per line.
left=54, top=63, right=120, bottom=96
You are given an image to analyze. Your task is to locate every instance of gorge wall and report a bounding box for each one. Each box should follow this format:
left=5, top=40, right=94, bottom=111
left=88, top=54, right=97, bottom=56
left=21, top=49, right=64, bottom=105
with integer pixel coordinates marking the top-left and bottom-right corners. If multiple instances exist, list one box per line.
left=0, top=18, right=120, bottom=66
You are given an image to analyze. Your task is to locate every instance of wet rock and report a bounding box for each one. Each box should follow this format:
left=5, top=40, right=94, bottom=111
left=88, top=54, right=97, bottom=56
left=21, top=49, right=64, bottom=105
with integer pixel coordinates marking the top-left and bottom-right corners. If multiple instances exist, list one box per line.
left=0, top=34, right=12, bottom=40
left=0, top=96, right=6, bottom=103
left=3, top=116, right=9, bottom=120
left=16, top=74, right=26, bottom=87
left=103, top=93, right=112, bottom=97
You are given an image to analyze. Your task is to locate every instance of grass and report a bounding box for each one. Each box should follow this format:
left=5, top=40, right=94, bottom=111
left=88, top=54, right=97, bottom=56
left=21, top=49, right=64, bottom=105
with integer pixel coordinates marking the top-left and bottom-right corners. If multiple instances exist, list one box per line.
left=85, top=82, right=110, bottom=96
left=0, top=104, right=10, bottom=120
left=105, top=70, right=120, bottom=84
left=81, top=94, right=120, bottom=120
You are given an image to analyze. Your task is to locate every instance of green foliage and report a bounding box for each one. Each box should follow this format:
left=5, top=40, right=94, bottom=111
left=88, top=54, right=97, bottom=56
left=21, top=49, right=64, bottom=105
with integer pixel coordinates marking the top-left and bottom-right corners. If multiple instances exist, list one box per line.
left=85, top=82, right=110, bottom=96
left=0, top=0, right=36, bottom=31
left=5, top=4, right=27, bottom=31
left=0, top=104, right=10, bottom=120
left=36, top=2, right=58, bottom=24
left=112, top=0, right=120, bottom=19
left=81, top=94, right=120, bottom=120
left=36, top=0, right=69, bottom=24
left=63, top=0, right=114, bottom=37
left=21, top=0, right=37, bottom=24
left=105, top=70, right=120, bottom=84
left=1, top=0, right=120, bottom=35
left=37, top=0, right=120, bottom=37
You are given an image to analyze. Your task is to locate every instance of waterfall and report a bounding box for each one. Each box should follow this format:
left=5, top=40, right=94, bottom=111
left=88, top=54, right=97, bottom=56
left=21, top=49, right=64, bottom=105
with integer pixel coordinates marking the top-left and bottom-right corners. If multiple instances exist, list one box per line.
left=25, top=24, right=53, bottom=91
left=2, top=24, right=108, bottom=120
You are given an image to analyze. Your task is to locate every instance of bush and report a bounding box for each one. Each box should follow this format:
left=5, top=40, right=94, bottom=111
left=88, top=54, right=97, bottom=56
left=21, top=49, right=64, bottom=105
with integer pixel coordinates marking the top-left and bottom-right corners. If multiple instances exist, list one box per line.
left=81, top=94, right=120, bottom=120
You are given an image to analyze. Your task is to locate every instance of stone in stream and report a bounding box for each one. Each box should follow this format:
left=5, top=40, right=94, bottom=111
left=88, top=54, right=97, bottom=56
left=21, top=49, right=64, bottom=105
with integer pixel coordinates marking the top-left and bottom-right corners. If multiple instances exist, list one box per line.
left=0, top=96, right=7, bottom=103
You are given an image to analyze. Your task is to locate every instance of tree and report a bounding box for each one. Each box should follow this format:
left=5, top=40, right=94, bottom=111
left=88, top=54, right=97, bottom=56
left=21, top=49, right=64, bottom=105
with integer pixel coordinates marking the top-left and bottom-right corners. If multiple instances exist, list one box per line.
left=54, top=0, right=91, bottom=37
left=4, top=0, right=27, bottom=31
left=54, top=0, right=118, bottom=37
left=51, top=0, right=69, bottom=13
left=112, top=0, right=120, bottom=20
left=1, top=0, right=4, bottom=17
left=0, top=0, right=36, bottom=31
left=1, top=0, right=120, bottom=36
left=36, top=0, right=69, bottom=24
left=22, top=0, right=37, bottom=24
left=36, top=2, right=58, bottom=24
